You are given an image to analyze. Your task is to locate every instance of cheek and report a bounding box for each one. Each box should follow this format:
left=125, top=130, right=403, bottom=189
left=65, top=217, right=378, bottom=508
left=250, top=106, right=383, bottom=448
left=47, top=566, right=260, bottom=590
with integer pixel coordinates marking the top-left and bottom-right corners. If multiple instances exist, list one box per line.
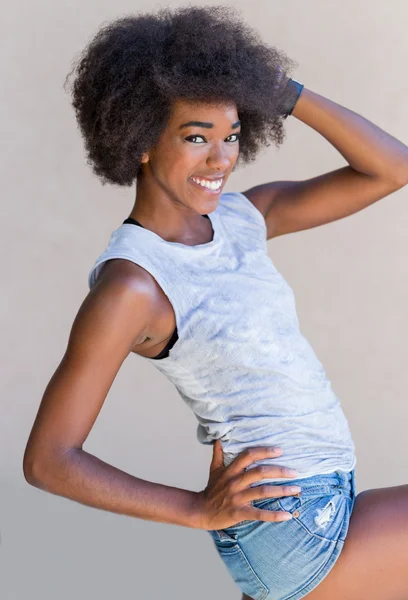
left=162, top=141, right=190, bottom=166
left=172, top=154, right=201, bottom=180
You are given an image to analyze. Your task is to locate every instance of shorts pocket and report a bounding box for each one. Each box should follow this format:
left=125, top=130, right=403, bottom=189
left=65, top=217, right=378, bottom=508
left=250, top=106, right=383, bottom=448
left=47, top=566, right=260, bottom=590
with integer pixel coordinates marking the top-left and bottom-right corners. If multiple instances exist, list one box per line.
left=276, top=492, right=352, bottom=543
left=210, top=529, right=269, bottom=600
left=222, top=496, right=294, bottom=531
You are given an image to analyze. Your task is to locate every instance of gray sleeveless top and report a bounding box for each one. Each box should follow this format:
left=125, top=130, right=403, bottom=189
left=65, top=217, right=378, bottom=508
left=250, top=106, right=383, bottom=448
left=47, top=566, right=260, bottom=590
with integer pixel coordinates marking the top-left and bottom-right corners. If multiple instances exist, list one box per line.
left=88, top=191, right=356, bottom=483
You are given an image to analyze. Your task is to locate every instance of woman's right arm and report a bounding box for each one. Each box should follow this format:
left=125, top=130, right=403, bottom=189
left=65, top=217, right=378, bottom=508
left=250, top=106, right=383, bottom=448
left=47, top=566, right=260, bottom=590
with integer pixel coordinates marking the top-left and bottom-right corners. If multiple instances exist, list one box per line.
left=22, top=260, right=204, bottom=529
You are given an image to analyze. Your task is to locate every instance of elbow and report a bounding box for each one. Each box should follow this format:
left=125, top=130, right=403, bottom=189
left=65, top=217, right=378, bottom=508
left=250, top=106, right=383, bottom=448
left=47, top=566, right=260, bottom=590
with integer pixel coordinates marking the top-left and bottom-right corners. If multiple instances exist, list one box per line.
left=392, top=165, right=408, bottom=188
left=23, top=445, right=77, bottom=489
left=23, top=447, right=59, bottom=489
left=375, top=171, right=408, bottom=189
left=393, top=174, right=408, bottom=189
left=23, top=452, right=46, bottom=487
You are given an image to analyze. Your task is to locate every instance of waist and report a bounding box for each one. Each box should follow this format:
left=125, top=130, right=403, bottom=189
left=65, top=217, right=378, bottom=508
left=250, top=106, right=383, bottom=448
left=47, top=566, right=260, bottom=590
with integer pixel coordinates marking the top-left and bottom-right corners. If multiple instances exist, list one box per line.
left=250, top=468, right=356, bottom=499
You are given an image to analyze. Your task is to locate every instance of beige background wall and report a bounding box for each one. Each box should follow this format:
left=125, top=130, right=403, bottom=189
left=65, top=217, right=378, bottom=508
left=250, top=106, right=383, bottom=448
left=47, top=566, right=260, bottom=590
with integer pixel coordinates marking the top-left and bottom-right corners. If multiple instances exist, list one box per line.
left=2, top=1, right=407, bottom=598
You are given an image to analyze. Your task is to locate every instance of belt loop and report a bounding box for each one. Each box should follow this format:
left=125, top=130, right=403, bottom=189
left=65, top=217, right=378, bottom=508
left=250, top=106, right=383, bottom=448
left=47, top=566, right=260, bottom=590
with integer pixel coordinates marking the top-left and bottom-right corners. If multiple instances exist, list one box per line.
left=337, top=469, right=356, bottom=499
left=335, top=469, right=347, bottom=490
left=217, top=529, right=238, bottom=542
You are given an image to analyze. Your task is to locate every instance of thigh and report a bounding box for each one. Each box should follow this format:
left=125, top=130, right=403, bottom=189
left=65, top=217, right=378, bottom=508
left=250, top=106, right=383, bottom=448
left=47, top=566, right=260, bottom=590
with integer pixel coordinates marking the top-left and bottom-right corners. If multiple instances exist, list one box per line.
left=300, top=484, right=408, bottom=600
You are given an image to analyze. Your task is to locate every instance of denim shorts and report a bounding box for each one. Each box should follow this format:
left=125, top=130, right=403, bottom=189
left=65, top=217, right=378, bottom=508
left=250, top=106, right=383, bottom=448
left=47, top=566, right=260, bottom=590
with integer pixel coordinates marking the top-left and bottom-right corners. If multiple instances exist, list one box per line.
left=208, top=469, right=356, bottom=600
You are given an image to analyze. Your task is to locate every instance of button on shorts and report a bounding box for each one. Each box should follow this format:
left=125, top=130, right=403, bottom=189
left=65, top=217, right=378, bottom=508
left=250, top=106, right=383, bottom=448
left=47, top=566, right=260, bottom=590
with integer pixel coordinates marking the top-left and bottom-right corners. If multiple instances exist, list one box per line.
left=208, top=469, right=356, bottom=600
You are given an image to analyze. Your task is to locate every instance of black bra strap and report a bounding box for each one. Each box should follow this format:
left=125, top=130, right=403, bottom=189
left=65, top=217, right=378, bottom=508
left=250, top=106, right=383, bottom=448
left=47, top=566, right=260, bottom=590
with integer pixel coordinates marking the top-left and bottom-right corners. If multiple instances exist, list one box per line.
left=122, top=215, right=209, bottom=227
left=123, top=217, right=144, bottom=227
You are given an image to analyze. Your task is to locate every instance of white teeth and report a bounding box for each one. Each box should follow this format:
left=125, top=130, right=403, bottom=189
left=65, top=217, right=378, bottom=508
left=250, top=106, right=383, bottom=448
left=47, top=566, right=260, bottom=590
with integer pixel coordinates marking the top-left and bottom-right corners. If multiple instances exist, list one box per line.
left=191, top=177, right=223, bottom=190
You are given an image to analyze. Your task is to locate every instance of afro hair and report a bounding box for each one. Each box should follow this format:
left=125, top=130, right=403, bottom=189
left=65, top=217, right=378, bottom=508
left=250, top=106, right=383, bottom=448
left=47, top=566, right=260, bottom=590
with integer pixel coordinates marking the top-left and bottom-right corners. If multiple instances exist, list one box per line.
left=64, top=4, right=298, bottom=187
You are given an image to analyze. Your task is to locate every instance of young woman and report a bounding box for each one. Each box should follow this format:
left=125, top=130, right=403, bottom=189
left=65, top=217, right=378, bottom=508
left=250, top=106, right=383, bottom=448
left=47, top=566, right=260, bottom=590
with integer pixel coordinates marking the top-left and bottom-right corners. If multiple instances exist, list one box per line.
left=23, top=6, right=408, bottom=600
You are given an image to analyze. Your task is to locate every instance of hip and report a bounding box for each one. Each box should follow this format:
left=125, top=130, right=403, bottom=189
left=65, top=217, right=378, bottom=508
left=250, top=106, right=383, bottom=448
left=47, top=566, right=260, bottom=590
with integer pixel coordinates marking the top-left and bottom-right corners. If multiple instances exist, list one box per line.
left=208, top=469, right=357, bottom=600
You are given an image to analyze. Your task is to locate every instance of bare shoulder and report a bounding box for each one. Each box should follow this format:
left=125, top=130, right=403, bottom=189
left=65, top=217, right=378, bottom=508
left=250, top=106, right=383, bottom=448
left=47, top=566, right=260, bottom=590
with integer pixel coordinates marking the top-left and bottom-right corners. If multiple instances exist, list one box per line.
left=96, top=257, right=157, bottom=292
left=240, top=183, right=282, bottom=219
left=94, top=259, right=175, bottom=357
left=92, top=258, right=166, bottom=343
left=240, top=183, right=286, bottom=240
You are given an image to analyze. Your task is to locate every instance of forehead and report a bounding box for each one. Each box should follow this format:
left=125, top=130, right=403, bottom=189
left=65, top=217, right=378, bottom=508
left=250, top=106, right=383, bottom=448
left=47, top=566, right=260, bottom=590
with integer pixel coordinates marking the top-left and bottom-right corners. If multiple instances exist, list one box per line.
left=168, top=98, right=239, bottom=127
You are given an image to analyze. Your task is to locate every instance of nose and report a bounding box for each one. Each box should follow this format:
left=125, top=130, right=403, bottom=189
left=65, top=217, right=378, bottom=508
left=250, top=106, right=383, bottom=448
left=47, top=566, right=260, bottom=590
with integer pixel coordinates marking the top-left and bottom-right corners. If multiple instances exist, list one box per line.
left=206, top=142, right=232, bottom=172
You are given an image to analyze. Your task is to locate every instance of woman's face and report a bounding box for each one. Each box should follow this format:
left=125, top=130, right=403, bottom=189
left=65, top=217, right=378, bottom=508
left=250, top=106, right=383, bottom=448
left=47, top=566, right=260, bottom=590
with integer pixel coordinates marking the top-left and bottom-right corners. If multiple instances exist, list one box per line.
left=140, top=98, right=241, bottom=212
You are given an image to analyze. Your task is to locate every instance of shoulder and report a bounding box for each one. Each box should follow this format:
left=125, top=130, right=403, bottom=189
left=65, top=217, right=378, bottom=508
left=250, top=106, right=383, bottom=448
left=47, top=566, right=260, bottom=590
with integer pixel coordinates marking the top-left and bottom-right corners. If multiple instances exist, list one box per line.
left=94, top=259, right=163, bottom=305
left=239, top=183, right=281, bottom=219
left=83, top=258, right=166, bottom=347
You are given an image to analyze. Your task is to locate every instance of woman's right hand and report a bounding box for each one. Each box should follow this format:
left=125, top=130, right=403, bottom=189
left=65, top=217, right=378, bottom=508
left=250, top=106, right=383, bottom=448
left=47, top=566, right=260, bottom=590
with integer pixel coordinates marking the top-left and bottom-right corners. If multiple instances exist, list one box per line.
left=197, top=440, right=302, bottom=531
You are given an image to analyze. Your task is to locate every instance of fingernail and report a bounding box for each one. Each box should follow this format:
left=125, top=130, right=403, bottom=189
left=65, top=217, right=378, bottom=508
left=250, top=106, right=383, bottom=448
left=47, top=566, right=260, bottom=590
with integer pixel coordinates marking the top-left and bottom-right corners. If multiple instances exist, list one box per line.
left=285, top=468, right=298, bottom=476
left=281, top=513, right=293, bottom=520
left=272, top=447, right=282, bottom=453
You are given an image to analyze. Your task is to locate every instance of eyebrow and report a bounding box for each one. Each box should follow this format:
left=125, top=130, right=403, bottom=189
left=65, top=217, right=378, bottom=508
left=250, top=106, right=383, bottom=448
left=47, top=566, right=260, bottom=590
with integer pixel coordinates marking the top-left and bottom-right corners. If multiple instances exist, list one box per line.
left=179, top=120, right=241, bottom=130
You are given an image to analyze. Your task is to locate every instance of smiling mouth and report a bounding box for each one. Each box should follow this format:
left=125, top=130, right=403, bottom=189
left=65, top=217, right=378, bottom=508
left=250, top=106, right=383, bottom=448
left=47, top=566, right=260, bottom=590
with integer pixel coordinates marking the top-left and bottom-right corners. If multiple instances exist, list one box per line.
left=189, top=176, right=224, bottom=194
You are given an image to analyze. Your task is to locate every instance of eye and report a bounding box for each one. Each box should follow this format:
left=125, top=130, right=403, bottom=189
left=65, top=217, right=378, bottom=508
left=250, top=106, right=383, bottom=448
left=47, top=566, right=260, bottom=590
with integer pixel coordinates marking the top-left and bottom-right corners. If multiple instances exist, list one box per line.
left=184, top=133, right=241, bottom=144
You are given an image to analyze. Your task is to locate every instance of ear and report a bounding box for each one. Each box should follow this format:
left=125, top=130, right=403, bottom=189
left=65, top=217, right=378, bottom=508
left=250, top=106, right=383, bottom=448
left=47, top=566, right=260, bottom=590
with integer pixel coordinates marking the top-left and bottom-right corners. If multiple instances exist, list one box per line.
left=141, top=152, right=149, bottom=164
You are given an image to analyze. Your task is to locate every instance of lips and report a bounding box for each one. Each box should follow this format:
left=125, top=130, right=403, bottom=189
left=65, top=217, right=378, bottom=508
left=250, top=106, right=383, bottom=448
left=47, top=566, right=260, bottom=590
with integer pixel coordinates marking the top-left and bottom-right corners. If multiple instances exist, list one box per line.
left=192, top=173, right=227, bottom=179
left=189, top=177, right=223, bottom=194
